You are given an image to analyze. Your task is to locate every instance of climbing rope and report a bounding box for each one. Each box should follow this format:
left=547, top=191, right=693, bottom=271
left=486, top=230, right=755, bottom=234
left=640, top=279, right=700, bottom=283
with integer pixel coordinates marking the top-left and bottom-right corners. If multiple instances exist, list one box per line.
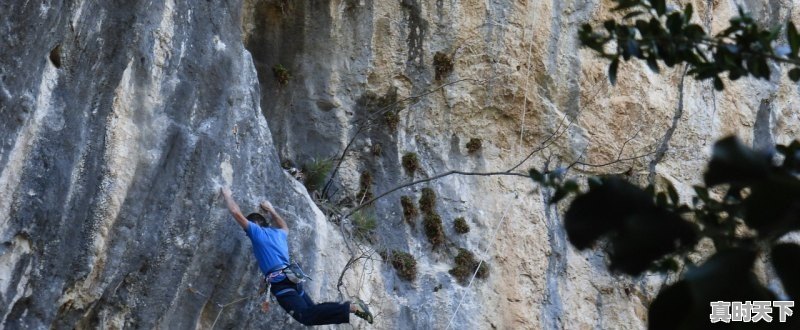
left=444, top=196, right=515, bottom=330
left=445, top=3, right=537, bottom=328
left=187, top=285, right=265, bottom=329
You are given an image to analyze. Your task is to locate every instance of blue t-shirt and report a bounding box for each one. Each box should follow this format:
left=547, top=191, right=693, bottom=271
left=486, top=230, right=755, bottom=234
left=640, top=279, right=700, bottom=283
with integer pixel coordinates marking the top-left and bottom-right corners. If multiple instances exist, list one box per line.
left=245, top=221, right=290, bottom=275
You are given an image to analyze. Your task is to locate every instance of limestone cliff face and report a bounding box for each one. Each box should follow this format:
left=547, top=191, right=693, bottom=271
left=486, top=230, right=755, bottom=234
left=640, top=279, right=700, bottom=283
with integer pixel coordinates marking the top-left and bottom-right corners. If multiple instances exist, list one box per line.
left=1, top=0, right=798, bottom=329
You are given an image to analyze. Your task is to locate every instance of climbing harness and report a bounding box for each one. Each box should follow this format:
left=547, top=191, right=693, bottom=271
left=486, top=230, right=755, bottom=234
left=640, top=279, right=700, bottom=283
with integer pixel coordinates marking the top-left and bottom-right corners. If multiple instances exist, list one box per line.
left=283, top=262, right=312, bottom=284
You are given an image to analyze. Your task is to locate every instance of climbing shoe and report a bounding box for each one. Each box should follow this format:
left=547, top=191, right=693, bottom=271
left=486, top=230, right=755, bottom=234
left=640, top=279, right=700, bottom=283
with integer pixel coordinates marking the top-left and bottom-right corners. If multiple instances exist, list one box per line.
left=353, top=299, right=374, bottom=324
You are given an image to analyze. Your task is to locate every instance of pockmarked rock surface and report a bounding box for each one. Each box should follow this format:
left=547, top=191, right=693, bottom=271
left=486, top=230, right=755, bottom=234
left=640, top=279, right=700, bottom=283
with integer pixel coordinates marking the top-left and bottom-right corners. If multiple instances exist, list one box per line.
left=2, top=0, right=798, bottom=329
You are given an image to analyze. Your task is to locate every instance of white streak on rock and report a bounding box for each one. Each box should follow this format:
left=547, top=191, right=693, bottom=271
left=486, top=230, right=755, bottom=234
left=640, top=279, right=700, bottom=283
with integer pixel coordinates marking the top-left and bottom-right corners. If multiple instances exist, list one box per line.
left=0, top=63, right=58, bottom=235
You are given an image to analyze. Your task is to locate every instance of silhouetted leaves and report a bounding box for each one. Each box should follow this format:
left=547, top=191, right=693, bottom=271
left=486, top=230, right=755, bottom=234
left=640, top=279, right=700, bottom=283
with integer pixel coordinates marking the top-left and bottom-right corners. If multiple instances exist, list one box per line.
left=704, top=136, right=770, bottom=186
left=772, top=243, right=800, bottom=300
left=788, top=22, right=800, bottom=57
left=579, top=1, right=800, bottom=87
left=649, top=248, right=775, bottom=330
left=564, top=177, right=698, bottom=275
left=609, top=58, right=619, bottom=85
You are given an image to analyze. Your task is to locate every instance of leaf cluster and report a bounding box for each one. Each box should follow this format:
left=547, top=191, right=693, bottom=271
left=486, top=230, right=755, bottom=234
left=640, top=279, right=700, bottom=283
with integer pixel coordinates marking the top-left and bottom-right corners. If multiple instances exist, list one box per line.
left=272, top=64, right=291, bottom=86
left=579, top=0, right=800, bottom=89
left=532, top=136, right=800, bottom=328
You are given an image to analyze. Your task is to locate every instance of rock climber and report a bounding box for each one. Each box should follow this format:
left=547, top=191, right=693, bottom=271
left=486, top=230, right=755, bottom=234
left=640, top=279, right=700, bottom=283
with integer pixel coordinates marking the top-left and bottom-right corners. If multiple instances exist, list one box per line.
left=220, top=187, right=374, bottom=326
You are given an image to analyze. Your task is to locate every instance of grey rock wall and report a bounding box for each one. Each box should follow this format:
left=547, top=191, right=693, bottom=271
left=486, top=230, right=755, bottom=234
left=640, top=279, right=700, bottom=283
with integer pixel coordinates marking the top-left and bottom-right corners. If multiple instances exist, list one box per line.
left=2, top=0, right=800, bottom=329
left=0, top=0, right=341, bottom=328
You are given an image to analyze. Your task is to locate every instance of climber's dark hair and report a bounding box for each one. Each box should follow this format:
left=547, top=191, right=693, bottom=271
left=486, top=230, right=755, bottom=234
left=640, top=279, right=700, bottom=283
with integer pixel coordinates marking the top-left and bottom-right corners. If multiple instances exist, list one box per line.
left=247, top=213, right=268, bottom=227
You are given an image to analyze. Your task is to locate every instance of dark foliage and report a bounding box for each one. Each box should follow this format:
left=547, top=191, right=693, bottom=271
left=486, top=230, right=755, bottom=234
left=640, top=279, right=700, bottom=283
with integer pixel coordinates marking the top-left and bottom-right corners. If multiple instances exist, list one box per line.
left=423, top=213, right=445, bottom=248
left=419, top=188, right=436, bottom=215
left=402, top=152, right=420, bottom=176
left=357, top=171, right=374, bottom=202
left=390, top=250, right=418, bottom=281
left=453, top=217, right=470, bottom=234
left=466, top=138, right=482, bottom=154
left=449, top=248, right=489, bottom=285
left=272, top=64, right=291, bottom=86
left=579, top=0, right=800, bottom=89
left=400, top=195, right=418, bottom=226
left=533, top=137, right=800, bottom=328
left=433, top=51, right=454, bottom=80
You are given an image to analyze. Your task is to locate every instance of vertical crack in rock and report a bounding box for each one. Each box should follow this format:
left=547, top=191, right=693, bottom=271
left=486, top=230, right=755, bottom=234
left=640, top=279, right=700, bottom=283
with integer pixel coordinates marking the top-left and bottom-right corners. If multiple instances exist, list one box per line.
left=648, top=68, right=687, bottom=184
left=541, top=189, right=566, bottom=330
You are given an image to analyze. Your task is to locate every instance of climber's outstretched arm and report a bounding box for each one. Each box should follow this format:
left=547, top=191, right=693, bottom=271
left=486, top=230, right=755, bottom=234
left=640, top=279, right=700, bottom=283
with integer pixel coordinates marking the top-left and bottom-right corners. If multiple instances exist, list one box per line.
left=260, top=201, right=288, bottom=234
left=221, top=187, right=249, bottom=230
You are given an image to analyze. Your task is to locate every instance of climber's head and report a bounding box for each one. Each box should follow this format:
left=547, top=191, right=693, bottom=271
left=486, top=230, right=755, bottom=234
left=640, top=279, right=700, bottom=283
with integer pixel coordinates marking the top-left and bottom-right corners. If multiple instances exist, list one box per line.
left=246, top=213, right=268, bottom=227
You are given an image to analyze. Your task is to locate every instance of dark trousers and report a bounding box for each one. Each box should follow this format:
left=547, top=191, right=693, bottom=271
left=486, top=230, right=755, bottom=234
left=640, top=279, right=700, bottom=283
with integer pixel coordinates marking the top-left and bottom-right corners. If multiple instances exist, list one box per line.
left=270, top=279, right=350, bottom=326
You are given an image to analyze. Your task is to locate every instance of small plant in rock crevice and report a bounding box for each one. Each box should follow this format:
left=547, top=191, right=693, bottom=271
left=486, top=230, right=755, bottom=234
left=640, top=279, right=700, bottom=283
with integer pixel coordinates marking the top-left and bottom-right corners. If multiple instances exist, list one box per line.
left=449, top=248, right=489, bottom=285
left=352, top=210, right=377, bottom=241
left=302, top=158, right=332, bottom=192
left=454, top=217, right=470, bottom=234
left=357, top=170, right=374, bottom=203
left=400, top=195, right=418, bottom=227
left=389, top=250, right=418, bottom=281
left=466, top=138, right=482, bottom=154
left=272, top=64, right=291, bottom=86
left=423, top=213, right=446, bottom=248
left=419, top=188, right=436, bottom=215
left=433, top=51, right=454, bottom=81
left=371, top=143, right=382, bottom=157
left=384, top=111, right=400, bottom=132
left=402, top=152, right=420, bottom=176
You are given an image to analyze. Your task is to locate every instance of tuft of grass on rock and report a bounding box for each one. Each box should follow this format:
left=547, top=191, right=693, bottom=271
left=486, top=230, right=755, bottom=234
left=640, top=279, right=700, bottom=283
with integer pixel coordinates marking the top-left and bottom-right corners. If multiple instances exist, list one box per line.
left=352, top=210, right=377, bottom=240
left=449, top=248, right=490, bottom=285
left=454, top=217, right=470, bottom=234
left=371, top=143, right=383, bottom=156
left=419, top=188, right=436, bottom=215
left=423, top=213, right=445, bottom=248
left=400, top=195, right=418, bottom=227
left=466, top=138, right=482, bottom=154
left=302, top=158, right=332, bottom=192
left=384, top=111, right=400, bottom=132
left=272, top=64, right=291, bottom=86
left=433, top=52, right=454, bottom=81
left=390, top=250, right=417, bottom=281
left=402, top=152, right=420, bottom=176
left=357, top=171, right=374, bottom=203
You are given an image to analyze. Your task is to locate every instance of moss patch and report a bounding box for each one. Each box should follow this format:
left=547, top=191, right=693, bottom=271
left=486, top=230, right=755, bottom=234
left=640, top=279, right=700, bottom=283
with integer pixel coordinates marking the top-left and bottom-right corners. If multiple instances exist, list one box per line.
left=419, top=188, right=436, bottom=215
left=454, top=217, right=470, bottom=234
left=400, top=195, right=418, bottom=227
left=390, top=250, right=417, bottom=281
left=466, top=138, right=482, bottom=154
left=423, top=213, right=445, bottom=248
left=449, top=248, right=490, bottom=285
left=402, top=152, right=420, bottom=176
